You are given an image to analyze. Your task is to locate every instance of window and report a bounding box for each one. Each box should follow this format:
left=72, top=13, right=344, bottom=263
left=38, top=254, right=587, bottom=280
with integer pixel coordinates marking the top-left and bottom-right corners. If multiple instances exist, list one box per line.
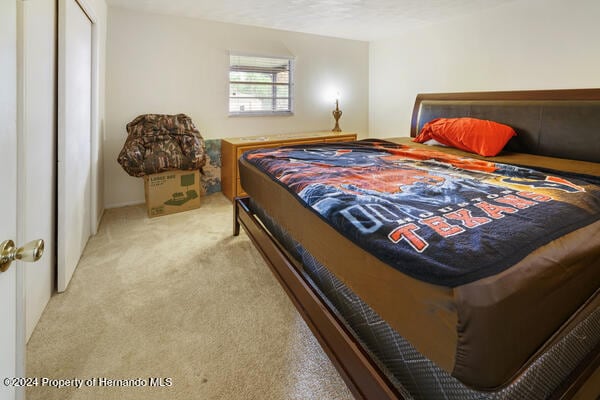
left=229, top=54, right=293, bottom=116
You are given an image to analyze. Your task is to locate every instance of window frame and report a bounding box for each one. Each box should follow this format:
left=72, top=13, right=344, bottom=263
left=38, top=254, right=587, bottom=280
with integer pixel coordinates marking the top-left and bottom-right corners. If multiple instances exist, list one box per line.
left=228, top=52, right=295, bottom=117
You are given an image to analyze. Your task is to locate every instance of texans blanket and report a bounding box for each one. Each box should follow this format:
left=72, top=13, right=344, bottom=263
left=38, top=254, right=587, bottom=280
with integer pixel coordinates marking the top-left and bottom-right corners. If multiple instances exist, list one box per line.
left=243, top=139, right=600, bottom=287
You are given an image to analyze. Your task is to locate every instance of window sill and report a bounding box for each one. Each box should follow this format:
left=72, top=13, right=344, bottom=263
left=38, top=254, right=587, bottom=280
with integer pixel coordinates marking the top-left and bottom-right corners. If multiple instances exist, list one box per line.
left=228, top=111, right=294, bottom=118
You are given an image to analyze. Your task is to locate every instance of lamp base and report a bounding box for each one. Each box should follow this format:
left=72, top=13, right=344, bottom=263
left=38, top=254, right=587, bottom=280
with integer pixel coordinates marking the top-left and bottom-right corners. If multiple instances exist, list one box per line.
left=332, top=108, right=342, bottom=133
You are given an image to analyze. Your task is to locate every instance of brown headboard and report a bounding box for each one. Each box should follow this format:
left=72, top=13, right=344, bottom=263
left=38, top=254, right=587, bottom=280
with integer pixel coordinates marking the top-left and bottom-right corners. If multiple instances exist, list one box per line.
left=410, top=89, right=600, bottom=163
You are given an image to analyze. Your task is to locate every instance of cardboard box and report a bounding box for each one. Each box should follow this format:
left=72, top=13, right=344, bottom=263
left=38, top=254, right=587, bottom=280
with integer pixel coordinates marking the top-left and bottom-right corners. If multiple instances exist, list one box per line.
left=144, top=170, right=200, bottom=218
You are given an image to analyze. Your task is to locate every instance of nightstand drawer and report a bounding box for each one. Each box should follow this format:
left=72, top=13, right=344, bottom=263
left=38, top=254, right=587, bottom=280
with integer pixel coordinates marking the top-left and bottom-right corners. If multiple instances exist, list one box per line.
left=325, top=135, right=356, bottom=142
left=236, top=139, right=322, bottom=159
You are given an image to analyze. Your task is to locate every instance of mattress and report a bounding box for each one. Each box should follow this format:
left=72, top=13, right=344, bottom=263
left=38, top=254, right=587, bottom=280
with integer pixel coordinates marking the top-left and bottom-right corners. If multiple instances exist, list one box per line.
left=238, top=139, right=600, bottom=390
left=250, top=198, right=600, bottom=399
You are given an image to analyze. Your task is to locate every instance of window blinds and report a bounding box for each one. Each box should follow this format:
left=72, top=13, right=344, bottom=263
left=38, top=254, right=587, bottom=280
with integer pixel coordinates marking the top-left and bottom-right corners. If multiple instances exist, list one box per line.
left=229, top=54, right=293, bottom=115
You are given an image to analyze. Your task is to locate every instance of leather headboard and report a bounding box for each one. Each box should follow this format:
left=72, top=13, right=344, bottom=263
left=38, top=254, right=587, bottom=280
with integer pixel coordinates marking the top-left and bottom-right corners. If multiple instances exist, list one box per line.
left=410, top=89, right=600, bottom=163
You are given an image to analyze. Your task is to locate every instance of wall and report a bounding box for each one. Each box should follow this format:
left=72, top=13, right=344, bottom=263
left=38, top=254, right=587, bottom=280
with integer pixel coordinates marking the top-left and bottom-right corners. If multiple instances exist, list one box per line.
left=369, top=0, right=600, bottom=138
left=20, top=0, right=107, bottom=340
left=88, top=0, right=108, bottom=231
left=105, top=7, right=369, bottom=208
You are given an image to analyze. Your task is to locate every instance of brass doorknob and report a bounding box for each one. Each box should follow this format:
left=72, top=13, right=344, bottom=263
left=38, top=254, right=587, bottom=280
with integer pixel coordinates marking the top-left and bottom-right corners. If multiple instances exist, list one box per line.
left=0, top=239, right=44, bottom=272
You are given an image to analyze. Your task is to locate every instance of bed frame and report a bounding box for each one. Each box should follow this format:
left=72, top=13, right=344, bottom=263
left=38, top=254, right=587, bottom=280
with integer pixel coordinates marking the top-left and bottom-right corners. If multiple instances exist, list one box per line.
left=234, top=89, right=600, bottom=400
left=411, top=89, right=600, bottom=162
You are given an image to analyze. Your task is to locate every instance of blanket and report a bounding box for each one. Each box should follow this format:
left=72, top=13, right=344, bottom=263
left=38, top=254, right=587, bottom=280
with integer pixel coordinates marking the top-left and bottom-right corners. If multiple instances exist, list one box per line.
left=243, top=139, right=600, bottom=287
left=118, top=114, right=206, bottom=177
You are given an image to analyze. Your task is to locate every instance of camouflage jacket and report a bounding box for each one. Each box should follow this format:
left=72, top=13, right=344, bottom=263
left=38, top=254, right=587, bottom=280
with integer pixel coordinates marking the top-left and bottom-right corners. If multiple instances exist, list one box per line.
left=117, top=114, right=207, bottom=177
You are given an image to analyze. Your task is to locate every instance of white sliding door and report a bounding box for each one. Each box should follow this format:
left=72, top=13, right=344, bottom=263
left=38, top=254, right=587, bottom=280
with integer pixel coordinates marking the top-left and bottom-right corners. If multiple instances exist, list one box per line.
left=58, top=0, right=93, bottom=292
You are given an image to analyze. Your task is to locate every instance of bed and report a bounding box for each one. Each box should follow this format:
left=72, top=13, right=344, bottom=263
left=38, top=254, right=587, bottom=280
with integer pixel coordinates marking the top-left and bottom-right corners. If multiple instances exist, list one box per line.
left=233, top=89, right=600, bottom=400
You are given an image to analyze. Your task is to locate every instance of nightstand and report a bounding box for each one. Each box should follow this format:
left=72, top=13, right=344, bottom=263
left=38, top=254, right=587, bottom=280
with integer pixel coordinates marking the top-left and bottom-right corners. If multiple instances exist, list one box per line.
left=221, top=131, right=357, bottom=201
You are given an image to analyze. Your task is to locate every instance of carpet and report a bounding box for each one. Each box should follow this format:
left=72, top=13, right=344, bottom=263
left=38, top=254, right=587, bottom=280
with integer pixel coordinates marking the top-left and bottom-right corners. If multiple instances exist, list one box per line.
left=26, top=193, right=353, bottom=400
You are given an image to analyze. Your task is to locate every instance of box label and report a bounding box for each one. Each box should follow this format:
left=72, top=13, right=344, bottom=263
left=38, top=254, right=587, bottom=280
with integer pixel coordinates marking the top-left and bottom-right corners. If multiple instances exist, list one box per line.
left=144, top=170, right=200, bottom=218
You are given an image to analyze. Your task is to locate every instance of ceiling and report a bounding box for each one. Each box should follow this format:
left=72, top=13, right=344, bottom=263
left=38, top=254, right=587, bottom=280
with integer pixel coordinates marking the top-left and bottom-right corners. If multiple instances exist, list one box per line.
left=105, top=0, right=518, bottom=41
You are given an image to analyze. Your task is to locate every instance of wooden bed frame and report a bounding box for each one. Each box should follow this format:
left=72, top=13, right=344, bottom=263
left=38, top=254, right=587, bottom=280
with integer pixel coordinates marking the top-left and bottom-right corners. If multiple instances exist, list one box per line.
left=233, top=89, right=600, bottom=400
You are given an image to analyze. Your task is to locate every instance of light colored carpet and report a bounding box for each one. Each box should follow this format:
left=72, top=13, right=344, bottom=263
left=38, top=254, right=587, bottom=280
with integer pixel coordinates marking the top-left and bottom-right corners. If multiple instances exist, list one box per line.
left=26, top=193, right=354, bottom=400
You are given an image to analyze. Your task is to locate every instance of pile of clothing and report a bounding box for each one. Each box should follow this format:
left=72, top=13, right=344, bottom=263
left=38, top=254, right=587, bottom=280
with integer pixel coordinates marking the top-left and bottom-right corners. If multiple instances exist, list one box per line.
left=118, top=113, right=206, bottom=177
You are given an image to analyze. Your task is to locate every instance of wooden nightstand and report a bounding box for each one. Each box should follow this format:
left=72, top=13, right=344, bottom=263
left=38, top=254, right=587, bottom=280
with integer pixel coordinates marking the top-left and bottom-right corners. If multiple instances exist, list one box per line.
left=221, top=131, right=357, bottom=201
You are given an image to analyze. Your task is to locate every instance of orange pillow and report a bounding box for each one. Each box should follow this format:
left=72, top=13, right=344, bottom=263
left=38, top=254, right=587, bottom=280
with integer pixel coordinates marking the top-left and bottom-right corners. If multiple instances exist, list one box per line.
left=413, top=117, right=516, bottom=156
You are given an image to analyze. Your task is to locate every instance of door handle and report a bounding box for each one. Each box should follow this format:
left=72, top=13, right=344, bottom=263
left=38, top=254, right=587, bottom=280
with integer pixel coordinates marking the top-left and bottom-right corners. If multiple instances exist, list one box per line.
left=0, top=239, right=44, bottom=272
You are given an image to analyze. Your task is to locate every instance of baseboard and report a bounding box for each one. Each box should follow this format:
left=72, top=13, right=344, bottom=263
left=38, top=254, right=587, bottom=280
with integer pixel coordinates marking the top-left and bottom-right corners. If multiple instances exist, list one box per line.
left=105, top=200, right=145, bottom=209
left=96, top=207, right=105, bottom=229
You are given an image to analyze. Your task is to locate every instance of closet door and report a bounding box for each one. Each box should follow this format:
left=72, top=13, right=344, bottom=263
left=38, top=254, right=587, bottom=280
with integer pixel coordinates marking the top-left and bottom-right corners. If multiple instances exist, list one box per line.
left=57, top=0, right=92, bottom=292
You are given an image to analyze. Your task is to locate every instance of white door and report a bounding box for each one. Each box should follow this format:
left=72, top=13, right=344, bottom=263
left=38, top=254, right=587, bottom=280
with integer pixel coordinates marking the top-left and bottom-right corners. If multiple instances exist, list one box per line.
left=21, top=0, right=59, bottom=341
left=1, top=1, right=20, bottom=399
left=58, top=0, right=93, bottom=292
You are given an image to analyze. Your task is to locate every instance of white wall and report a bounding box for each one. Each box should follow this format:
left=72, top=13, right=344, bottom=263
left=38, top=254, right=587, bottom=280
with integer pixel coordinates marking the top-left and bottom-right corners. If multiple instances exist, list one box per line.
left=19, top=0, right=107, bottom=340
left=369, top=0, right=600, bottom=138
left=88, top=0, right=108, bottom=230
left=105, top=7, right=369, bottom=208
